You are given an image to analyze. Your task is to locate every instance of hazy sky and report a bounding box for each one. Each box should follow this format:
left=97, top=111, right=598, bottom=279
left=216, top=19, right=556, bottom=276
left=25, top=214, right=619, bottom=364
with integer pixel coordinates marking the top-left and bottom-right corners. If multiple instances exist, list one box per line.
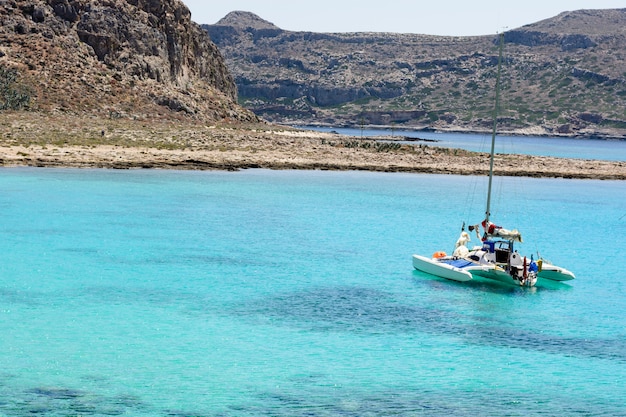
left=181, top=1, right=624, bottom=36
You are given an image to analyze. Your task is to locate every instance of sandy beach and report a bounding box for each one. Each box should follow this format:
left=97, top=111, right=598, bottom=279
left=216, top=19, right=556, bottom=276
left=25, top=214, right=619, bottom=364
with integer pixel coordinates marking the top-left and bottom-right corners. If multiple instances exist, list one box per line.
left=1, top=112, right=625, bottom=180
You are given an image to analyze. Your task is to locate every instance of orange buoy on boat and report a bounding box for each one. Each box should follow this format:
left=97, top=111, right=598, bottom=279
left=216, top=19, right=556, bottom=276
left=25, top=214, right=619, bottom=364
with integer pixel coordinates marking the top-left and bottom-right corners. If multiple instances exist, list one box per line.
left=432, top=251, right=447, bottom=259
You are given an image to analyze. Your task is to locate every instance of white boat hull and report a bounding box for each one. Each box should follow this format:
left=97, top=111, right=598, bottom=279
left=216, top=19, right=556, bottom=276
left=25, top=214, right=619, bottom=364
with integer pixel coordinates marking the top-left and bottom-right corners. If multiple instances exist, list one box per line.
left=413, top=254, right=539, bottom=287
left=470, top=265, right=535, bottom=287
left=537, top=263, right=575, bottom=281
left=412, top=255, right=473, bottom=282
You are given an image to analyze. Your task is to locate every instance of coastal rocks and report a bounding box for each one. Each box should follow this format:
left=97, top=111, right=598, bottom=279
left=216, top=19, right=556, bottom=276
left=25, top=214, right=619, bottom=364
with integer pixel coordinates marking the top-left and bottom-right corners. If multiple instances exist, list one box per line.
left=50, top=0, right=81, bottom=23
left=0, top=0, right=257, bottom=121
left=505, top=30, right=597, bottom=51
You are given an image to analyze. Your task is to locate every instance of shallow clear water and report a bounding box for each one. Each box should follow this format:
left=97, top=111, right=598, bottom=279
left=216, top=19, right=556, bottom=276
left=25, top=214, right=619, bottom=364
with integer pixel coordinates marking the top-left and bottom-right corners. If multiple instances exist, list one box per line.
left=0, top=168, right=624, bottom=416
left=305, top=126, right=626, bottom=161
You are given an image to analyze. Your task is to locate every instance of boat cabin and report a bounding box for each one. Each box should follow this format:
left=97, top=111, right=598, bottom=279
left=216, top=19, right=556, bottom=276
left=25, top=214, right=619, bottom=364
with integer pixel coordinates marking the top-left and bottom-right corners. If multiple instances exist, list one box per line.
left=482, top=240, right=513, bottom=264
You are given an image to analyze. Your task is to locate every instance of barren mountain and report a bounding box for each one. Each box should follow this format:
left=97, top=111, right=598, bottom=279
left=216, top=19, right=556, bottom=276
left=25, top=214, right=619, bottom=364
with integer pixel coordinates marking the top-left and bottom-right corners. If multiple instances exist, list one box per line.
left=205, top=9, right=626, bottom=137
left=0, top=0, right=256, bottom=122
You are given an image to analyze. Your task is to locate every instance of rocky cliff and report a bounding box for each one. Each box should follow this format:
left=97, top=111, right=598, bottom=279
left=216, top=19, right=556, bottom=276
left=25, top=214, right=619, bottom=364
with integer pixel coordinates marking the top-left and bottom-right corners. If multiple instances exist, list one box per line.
left=205, top=9, right=626, bottom=137
left=0, top=0, right=256, bottom=121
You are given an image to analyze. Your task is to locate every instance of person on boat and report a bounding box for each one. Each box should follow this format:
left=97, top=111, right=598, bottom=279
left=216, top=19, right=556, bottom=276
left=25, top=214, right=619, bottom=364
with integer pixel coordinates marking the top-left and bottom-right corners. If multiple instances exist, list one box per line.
left=481, top=219, right=522, bottom=242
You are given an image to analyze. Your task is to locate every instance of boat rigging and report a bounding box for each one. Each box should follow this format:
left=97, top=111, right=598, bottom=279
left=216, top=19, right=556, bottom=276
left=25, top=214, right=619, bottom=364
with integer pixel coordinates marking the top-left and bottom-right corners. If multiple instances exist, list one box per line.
left=412, top=33, right=575, bottom=287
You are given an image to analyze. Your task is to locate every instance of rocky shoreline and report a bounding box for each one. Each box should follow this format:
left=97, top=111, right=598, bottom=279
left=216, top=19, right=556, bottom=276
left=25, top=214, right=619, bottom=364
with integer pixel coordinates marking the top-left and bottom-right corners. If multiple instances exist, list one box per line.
left=1, top=113, right=625, bottom=180
left=291, top=122, right=626, bottom=141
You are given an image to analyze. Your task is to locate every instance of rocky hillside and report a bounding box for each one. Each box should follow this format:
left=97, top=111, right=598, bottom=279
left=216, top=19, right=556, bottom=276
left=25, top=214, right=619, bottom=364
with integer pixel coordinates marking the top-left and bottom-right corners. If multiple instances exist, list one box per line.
left=0, top=0, right=257, bottom=122
left=205, top=9, right=626, bottom=137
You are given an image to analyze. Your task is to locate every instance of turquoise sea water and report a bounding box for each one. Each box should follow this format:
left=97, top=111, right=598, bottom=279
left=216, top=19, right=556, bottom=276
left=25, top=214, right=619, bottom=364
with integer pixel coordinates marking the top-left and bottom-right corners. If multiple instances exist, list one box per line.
left=1, top=167, right=625, bottom=416
left=305, top=126, right=626, bottom=161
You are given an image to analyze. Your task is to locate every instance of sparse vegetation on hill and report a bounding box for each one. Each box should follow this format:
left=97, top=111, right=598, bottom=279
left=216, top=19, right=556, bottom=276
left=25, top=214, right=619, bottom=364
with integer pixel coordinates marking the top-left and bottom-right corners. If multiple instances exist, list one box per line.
left=0, top=65, right=30, bottom=110
left=205, top=9, right=626, bottom=138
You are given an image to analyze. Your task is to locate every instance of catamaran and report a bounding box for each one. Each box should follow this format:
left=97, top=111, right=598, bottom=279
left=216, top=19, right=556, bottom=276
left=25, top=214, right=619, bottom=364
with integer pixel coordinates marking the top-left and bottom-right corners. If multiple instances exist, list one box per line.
left=412, top=34, right=575, bottom=287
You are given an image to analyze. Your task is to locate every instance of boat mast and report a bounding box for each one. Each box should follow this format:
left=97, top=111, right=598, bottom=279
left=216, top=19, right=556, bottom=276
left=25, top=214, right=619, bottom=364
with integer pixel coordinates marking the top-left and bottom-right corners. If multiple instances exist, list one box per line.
left=485, top=32, right=505, bottom=224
